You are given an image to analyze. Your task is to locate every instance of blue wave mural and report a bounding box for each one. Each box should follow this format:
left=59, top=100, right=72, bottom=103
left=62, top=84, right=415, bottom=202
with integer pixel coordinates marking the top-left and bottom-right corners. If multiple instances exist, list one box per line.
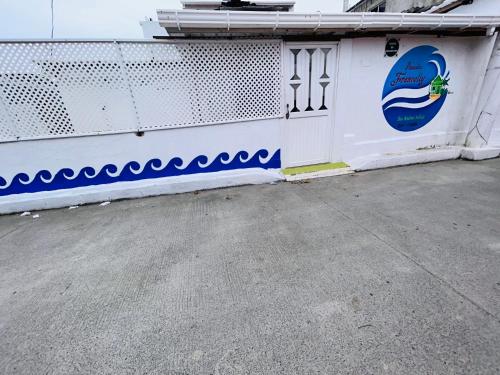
left=382, top=45, right=450, bottom=132
left=0, top=149, right=281, bottom=196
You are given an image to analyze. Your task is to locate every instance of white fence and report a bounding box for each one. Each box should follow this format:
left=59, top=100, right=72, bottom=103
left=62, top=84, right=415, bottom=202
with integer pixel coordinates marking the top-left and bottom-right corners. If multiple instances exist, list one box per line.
left=0, top=40, right=282, bottom=142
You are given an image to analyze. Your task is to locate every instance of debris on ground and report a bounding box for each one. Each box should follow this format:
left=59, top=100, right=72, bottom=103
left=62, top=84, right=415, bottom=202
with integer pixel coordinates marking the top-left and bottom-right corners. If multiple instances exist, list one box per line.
left=99, top=201, right=110, bottom=207
left=32, top=214, right=39, bottom=219
left=20, top=211, right=31, bottom=217
left=68, top=206, right=79, bottom=210
left=358, top=324, right=374, bottom=329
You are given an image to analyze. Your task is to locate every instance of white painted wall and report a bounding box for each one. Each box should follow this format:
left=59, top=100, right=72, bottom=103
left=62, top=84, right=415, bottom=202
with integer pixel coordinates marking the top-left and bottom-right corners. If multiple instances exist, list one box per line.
left=0, top=119, right=279, bottom=184
left=470, top=36, right=500, bottom=147
left=0, top=119, right=281, bottom=213
left=0, top=34, right=498, bottom=213
left=449, top=0, right=500, bottom=149
left=444, top=0, right=500, bottom=149
left=333, top=35, right=496, bottom=167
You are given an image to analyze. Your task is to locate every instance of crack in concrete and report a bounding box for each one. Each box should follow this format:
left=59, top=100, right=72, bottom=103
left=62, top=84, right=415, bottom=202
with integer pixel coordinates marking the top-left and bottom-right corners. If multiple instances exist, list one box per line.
left=0, top=221, right=31, bottom=242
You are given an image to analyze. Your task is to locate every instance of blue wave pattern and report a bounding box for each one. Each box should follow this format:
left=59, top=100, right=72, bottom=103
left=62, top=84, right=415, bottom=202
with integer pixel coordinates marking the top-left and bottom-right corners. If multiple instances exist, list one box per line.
left=382, top=45, right=449, bottom=132
left=0, top=149, right=281, bottom=196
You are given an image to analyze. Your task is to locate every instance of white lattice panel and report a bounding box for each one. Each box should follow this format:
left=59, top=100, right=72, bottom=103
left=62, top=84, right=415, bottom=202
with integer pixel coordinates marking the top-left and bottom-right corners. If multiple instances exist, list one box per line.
left=121, top=41, right=282, bottom=129
left=0, top=40, right=282, bottom=142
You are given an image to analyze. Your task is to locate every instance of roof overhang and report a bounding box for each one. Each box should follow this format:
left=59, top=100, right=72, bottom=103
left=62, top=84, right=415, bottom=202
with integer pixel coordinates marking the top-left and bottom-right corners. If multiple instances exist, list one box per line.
left=181, top=0, right=296, bottom=6
left=157, top=10, right=500, bottom=37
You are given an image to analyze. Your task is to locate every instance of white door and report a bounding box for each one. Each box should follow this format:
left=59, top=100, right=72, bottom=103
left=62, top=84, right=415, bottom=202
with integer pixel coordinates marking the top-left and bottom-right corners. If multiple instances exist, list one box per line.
left=283, top=43, right=337, bottom=168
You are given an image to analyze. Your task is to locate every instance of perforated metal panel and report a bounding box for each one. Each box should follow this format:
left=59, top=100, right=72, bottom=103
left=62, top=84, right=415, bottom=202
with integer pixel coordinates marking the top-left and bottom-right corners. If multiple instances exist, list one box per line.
left=0, top=40, right=282, bottom=142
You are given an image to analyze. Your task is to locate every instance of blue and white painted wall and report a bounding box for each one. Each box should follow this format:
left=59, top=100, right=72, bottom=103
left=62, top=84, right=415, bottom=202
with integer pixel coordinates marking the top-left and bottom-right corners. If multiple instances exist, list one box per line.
left=0, top=120, right=281, bottom=213
left=0, top=40, right=283, bottom=213
left=0, top=35, right=498, bottom=213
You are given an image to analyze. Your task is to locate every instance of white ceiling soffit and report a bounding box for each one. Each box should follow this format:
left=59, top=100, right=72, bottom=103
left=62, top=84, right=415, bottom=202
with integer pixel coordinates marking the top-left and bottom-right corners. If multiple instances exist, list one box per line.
left=157, top=10, right=500, bottom=33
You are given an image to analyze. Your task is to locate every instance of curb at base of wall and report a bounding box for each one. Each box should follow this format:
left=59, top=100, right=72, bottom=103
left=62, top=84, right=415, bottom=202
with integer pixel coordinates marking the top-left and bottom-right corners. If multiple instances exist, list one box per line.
left=349, top=146, right=500, bottom=171
left=1, top=146, right=499, bottom=214
left=0, top=168, right=283, bottom=215
left=460, top=147, right=500, bottom=161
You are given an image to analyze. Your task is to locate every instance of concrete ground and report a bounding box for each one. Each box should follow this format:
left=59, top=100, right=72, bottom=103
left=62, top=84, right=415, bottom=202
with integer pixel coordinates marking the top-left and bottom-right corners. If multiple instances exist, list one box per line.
left=1, top=159, right=500, bottom=375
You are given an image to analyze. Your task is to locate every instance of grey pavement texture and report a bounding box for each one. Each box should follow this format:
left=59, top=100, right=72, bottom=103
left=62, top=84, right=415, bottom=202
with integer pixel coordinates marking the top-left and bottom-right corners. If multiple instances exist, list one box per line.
left=1, top=159, right=500, bottom=375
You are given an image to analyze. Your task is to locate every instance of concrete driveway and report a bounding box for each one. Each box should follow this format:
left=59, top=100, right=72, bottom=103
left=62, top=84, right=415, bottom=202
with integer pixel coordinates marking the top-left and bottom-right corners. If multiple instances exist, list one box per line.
left=1, top=159, right=499, bottom=374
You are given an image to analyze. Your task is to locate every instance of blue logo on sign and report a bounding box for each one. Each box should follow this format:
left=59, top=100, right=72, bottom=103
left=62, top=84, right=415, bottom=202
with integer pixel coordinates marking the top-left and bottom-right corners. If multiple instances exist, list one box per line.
left=382, top=45, right=450, bottom=132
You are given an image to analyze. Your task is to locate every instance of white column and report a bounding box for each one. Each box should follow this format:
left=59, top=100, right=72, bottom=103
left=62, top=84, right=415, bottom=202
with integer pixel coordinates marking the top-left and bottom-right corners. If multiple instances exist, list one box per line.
left=464, top=35, right=500, bottom=157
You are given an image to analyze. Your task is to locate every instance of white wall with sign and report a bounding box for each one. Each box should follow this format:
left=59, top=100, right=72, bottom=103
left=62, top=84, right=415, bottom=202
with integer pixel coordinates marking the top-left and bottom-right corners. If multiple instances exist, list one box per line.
left=0, top=35, right=497, bottom=213
left=333, top=36, right=497, bottom=168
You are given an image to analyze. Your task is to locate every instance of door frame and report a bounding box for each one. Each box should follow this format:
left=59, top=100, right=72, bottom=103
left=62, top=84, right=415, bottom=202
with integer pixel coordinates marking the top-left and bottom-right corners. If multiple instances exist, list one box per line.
left=280, top=40, right=340, bottom=168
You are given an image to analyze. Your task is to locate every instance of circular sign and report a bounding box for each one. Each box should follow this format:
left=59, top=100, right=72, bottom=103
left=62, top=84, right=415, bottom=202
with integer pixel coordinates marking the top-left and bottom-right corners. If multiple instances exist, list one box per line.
left=385, top=39, right=399, bottom=57
left=381, top=45, right=450, bottom=132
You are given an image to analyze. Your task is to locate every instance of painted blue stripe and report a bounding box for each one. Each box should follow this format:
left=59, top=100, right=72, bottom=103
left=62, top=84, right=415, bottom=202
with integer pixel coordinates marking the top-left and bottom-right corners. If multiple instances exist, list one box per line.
left=0, top=149, right=281, bottom=196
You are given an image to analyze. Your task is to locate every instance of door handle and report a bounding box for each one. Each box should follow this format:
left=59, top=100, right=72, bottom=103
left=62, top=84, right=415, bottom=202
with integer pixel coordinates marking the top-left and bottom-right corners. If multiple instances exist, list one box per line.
left=286, top=104, right=290, bottom=120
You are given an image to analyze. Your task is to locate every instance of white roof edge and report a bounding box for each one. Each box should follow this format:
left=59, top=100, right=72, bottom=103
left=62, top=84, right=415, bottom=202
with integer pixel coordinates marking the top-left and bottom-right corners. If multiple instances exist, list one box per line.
left=157, top=9, right=500, bottom=32
left=181, top=0, right=219, bottom=3
left=181, top=1, right=296, bottom=4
